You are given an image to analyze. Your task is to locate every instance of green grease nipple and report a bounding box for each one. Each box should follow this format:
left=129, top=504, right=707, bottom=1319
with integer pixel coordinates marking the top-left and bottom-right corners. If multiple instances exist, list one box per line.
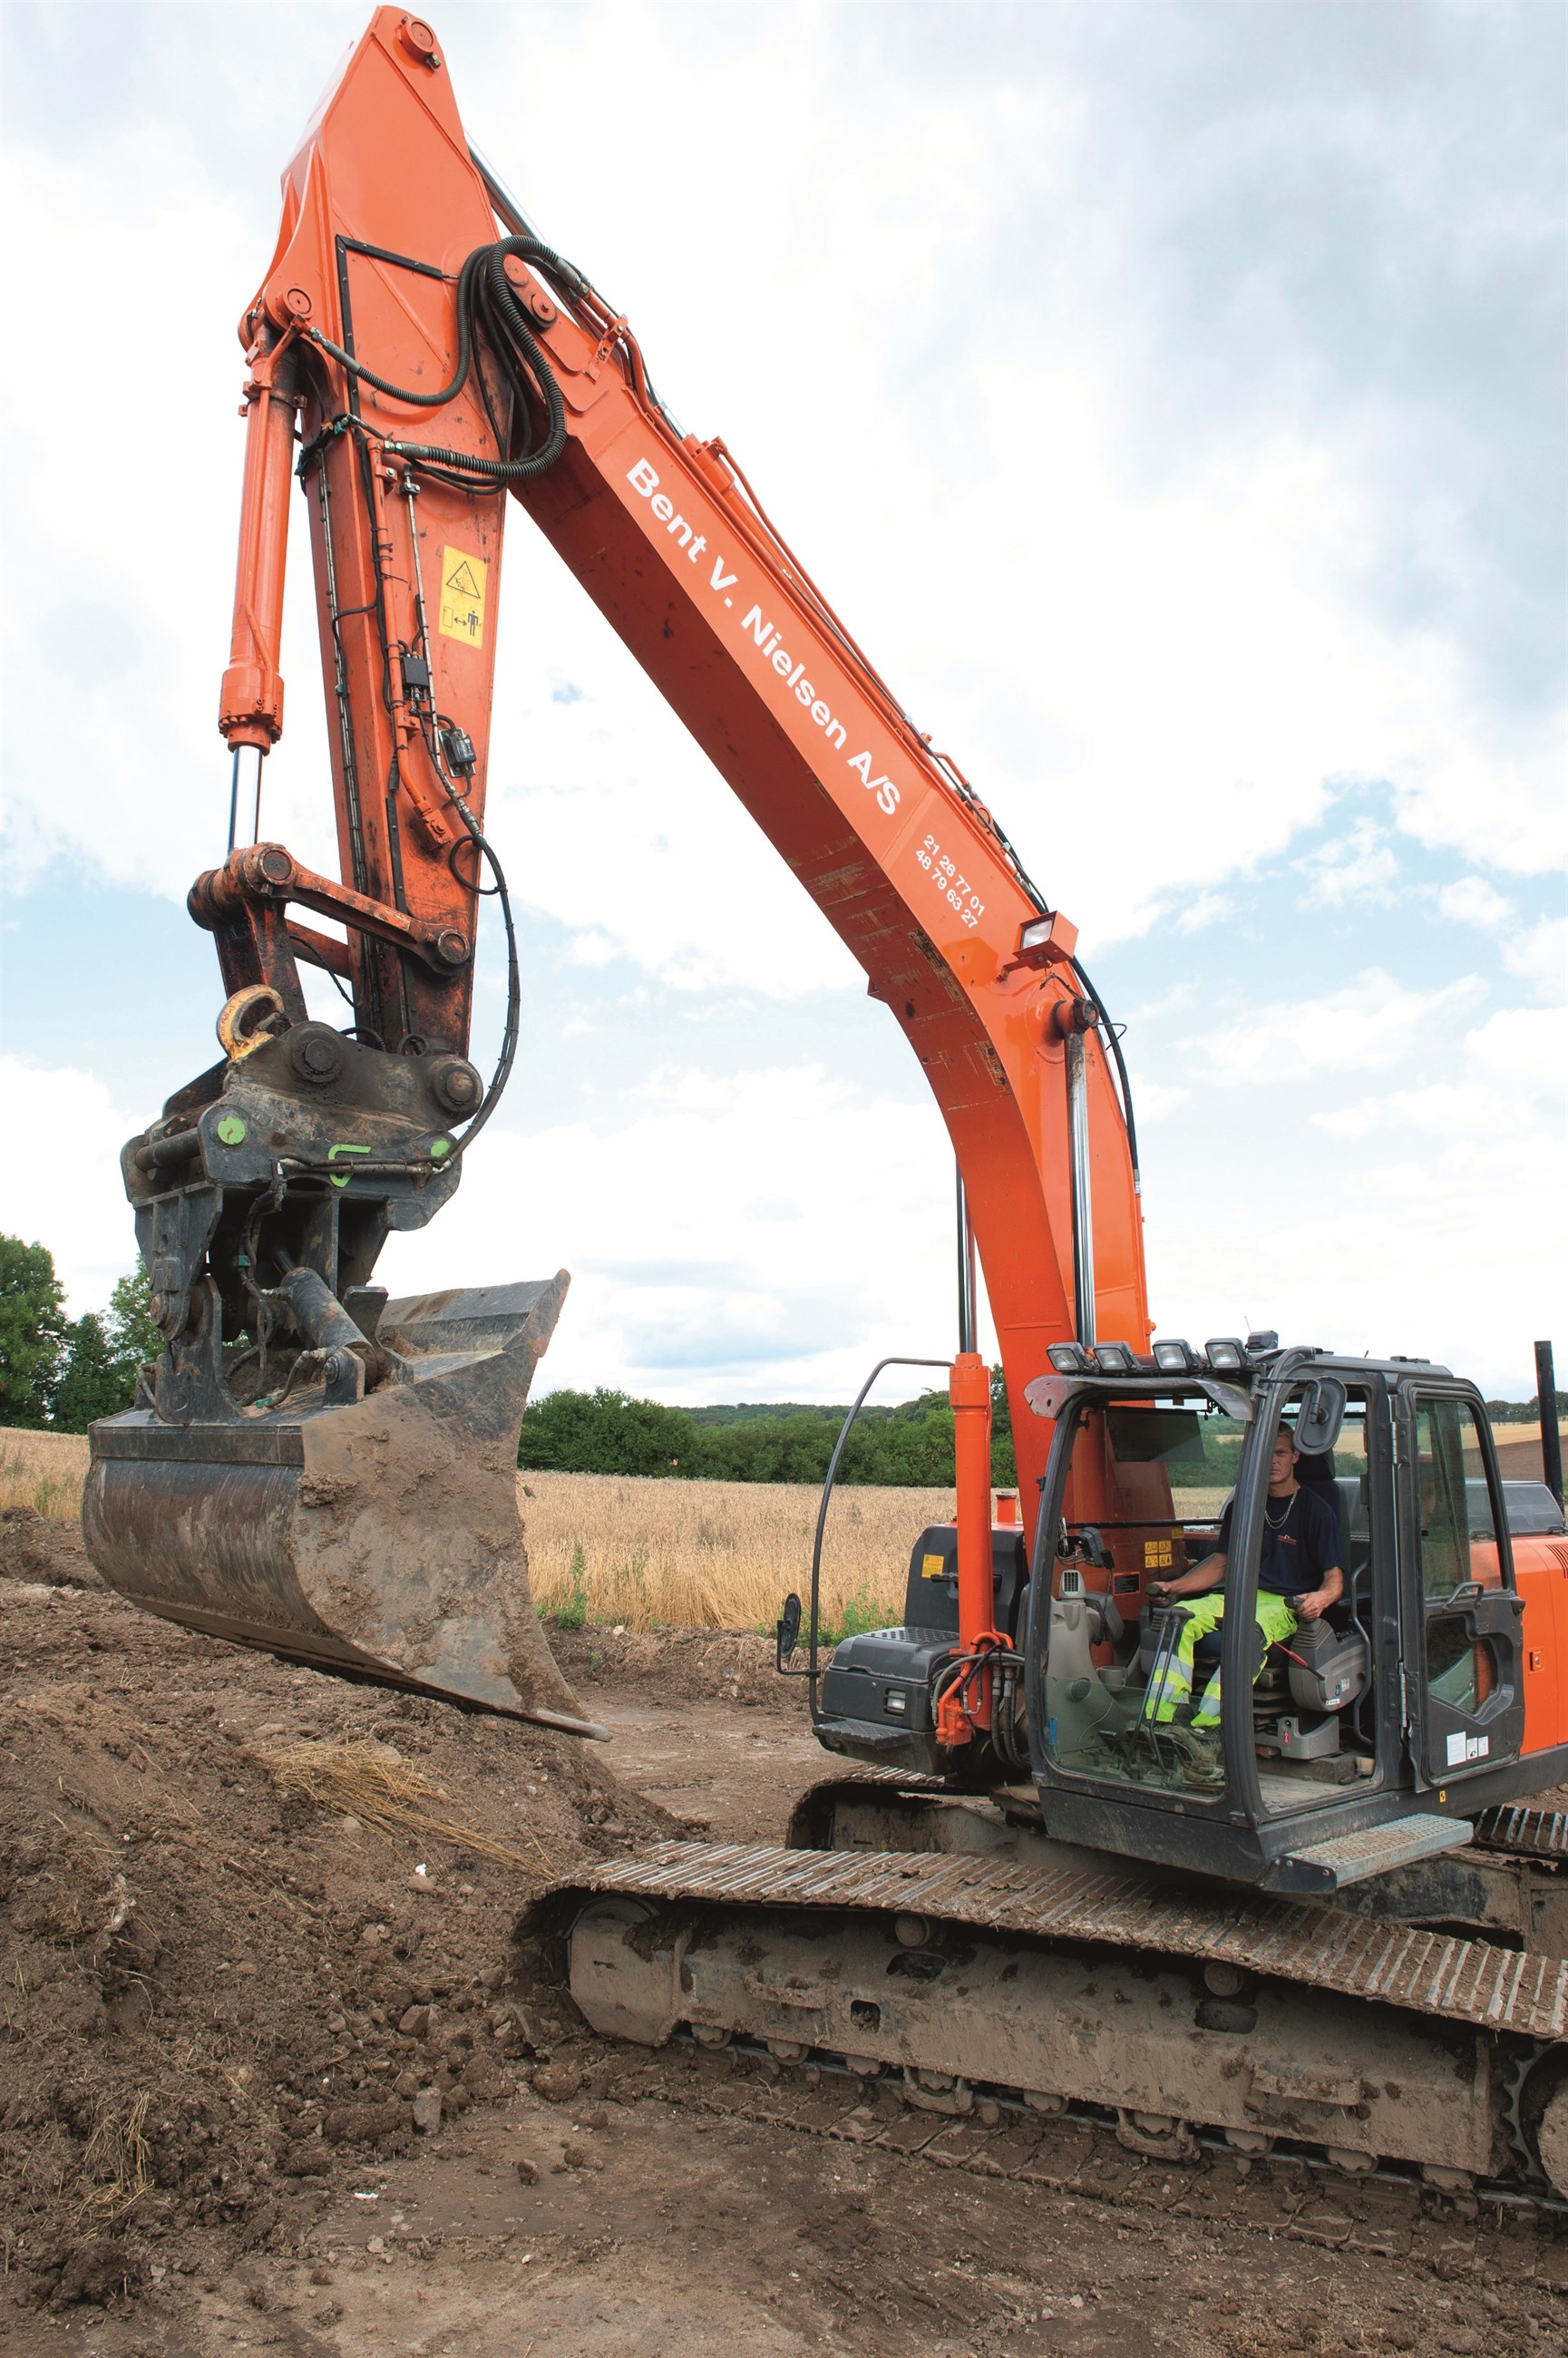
left=216, top=1115, right=248, bottom=1146
left=431, top=1137, right=453, bottom=1162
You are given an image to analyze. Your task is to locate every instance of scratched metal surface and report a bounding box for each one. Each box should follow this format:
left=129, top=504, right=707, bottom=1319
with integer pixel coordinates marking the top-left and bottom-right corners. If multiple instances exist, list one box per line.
left=570, top=1838, right=1567, bottom=2041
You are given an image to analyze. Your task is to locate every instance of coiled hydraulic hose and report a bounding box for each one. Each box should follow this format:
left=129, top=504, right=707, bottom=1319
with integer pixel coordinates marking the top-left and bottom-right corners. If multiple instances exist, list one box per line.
left=305, top=236, right=588, bottom=490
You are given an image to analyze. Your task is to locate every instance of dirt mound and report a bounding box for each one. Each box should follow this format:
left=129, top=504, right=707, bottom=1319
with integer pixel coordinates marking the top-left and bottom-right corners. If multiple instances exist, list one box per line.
left=0, top=1503, right=100, bottom=1586
left=0, top=1515, right=682, bottom=2316
left=548, top=1620, right=811, bottom=1717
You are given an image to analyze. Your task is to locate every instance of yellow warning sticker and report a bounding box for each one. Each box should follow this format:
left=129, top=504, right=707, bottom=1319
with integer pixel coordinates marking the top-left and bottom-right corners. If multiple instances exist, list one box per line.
left=438, top=546, right=488, bottom=647
left=920, top=1552, right=946, bottom=1581
left=1144, top=1539, right=1174, bottom=1569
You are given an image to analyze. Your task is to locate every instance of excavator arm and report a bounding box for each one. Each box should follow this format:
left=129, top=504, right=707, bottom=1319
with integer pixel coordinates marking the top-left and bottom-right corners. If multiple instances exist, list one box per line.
left=83, top=6, right=1150, bottom=1741
left=507, top=255, right=1153, bottom=1505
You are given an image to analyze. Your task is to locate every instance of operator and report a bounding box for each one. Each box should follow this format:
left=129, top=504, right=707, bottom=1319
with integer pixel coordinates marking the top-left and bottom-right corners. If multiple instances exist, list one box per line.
left=1144, top=1424, right=1344, bottom=1731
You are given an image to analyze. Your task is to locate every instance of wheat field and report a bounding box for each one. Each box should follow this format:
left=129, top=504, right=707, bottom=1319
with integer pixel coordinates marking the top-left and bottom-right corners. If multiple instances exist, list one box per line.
left=0, top=1427, right=88, bottom=1518
left=0, top=1426, right=941, bottom=1633
left=520, top=1468, right=954, bottom=1633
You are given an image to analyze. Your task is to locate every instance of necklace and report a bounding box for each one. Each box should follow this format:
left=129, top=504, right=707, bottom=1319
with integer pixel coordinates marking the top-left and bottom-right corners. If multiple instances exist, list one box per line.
left=1263, top=1491, right=1297, bottom=1532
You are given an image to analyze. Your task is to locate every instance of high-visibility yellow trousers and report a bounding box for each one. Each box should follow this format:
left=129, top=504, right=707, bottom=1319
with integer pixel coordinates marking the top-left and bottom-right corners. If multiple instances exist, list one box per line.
left=1149, top=1589, right=1299, bottom=1729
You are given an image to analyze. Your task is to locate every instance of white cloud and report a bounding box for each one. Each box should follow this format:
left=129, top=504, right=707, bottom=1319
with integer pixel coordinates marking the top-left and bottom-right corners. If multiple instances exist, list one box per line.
left=1300, top=821, right=1399, bottom=908
left=483, top=582, right=862, bottom=998
left=1437, top=875, right=1513, bottom=931
left=565, top=929, right=621, bottom=970
left=1199, top=970, right=1486, bottom=1083
left=1150, top=994, right=1567, bottom=1392
left=1125, top=1079, right=1191, bottom=1125
left=0, top=1057, right=141, bottom=1314
left=1176, top=892, right=1233, bottom=935
left=375, top=1061, right=962, bottom=1399
left=1503, top=913, right=1568, bottom=1005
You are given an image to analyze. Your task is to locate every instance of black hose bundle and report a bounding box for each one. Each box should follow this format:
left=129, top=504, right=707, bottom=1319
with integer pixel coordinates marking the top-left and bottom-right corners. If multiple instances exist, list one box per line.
left=306, top=235, right=586, bottom=491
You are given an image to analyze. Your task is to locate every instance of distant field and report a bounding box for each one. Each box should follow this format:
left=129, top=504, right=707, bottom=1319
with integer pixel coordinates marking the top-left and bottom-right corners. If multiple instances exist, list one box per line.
left=0, top=1428, right=87, bottom=1518
left=520, top=1468, right=951, bottom=1636
left=0, top=1428, right=940, bottom=1635
left=1169, top=1487, right=1230, bottom=1518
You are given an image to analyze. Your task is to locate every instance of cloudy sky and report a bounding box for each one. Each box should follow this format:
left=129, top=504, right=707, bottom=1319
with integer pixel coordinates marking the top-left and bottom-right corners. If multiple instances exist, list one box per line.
left=2, top=0, right=1563, bottom=1402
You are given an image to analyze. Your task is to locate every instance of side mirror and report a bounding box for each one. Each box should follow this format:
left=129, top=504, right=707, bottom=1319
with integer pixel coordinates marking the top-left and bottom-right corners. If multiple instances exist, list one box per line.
left=775, top=1591, right=803, bottom=1671
left=1294, top=1377, right=1348, bottom=1457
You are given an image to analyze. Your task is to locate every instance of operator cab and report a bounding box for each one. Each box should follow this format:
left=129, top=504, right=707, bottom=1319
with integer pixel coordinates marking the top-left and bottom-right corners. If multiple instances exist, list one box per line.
left=1025, top=1338, right=1538, bottom=1889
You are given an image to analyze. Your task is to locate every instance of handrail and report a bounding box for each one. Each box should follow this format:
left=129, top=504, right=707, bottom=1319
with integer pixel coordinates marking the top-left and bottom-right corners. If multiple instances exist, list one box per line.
left=786, top=1355, right=953, bottom=1726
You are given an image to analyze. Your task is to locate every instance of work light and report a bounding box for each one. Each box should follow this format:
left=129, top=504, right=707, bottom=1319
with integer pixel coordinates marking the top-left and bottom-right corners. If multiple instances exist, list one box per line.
left=1015, top=911, right=1078, bottom=967
left=1204, top=1338, right=1246, bottom=1372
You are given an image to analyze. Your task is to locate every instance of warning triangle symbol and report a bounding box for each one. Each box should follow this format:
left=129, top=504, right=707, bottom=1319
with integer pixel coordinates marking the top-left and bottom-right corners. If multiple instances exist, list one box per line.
left=445, top=560, right=482, bottom=598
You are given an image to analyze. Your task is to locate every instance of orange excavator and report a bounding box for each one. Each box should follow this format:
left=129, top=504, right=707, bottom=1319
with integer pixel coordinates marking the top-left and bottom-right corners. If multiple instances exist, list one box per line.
left=84, top=9, right=1568, bottom=2197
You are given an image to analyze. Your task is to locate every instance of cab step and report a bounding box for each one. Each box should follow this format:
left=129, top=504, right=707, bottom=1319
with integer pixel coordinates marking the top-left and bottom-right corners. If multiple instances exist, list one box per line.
left=1266, top=1813, right=1472, bottom=1895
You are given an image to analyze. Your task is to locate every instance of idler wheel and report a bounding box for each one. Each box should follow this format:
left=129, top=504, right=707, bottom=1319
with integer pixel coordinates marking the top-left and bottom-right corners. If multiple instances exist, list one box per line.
left=1537, top=2079, right=1568, bottom=2201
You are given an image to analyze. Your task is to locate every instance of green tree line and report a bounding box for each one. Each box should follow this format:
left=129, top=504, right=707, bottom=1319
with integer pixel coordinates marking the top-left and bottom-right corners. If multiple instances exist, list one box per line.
left=1486, top=1392, right=1568, bottom=1424
left=518, top=1369, right=1018, bottom=1488
left=0, top=1235, right=161, bottom=1432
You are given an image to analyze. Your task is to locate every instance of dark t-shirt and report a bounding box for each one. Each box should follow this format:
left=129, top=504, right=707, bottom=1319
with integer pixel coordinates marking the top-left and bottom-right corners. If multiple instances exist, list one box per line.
left=1217, top=1484, right=1341, bottom=1597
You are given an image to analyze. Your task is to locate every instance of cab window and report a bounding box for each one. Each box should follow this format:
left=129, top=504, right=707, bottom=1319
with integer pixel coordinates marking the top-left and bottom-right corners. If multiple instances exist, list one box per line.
left=1039, top=1393, right=1238, bottom=1800
left=1414, top=1398, right=1503, bottom=1598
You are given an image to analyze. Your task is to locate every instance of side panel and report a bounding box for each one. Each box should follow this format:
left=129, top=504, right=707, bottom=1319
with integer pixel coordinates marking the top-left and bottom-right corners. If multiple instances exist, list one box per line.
left=1516, top=1537, right=1568, bottom=1753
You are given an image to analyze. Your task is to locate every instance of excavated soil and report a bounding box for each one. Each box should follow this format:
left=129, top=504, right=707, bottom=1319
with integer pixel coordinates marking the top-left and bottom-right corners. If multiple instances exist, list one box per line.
left=549, top=1620, right=803, bottom=1715
left=1, top=1505, right=1564, bottom=2357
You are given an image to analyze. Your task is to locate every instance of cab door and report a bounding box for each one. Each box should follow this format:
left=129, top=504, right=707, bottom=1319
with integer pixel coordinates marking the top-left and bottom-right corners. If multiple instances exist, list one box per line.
left=1400, top=1387, right=1525, bottom=1787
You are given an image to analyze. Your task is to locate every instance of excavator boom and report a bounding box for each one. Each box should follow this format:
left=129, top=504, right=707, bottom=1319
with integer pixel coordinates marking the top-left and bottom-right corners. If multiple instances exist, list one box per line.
left=84, top=5, right=1145, bottom=1719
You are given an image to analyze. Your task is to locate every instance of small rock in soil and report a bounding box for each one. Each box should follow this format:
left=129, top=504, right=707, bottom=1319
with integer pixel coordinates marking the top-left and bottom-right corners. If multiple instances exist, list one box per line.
left=532, top=2063, right=581, bottom=2105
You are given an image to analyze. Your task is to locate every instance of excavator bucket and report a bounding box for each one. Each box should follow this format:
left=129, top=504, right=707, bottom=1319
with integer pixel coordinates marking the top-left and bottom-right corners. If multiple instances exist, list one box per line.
left=82, top=1276, right=605, bottom=1739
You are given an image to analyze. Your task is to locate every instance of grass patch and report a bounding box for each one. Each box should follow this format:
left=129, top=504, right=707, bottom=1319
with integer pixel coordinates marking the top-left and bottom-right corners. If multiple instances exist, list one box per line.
left=814, top=1583, right=892, bottom=1646
left=551, top=1543, right=591, bottom=1631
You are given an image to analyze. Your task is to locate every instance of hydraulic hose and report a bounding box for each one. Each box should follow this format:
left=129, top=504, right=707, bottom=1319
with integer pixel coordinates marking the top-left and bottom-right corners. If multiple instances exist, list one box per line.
left=306, top=237, right=589, bottom=488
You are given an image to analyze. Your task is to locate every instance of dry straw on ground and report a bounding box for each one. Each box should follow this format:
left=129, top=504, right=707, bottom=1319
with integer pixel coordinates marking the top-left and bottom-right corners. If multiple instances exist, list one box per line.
left=261, top=1737, right=557, bottom=1876
left=79, top=2090, right=152, bottom=2220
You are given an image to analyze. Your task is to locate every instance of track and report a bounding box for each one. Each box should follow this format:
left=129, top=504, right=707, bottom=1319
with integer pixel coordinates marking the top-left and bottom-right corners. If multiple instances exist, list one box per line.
left=565, top=1837, right=1566, bottom=2039
left=1477, top=1804, right=1568, bottom=1861
left=522, top=1826, right=1568, bottom=2197
left=646, top=2032, right=1567, bottom=2220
